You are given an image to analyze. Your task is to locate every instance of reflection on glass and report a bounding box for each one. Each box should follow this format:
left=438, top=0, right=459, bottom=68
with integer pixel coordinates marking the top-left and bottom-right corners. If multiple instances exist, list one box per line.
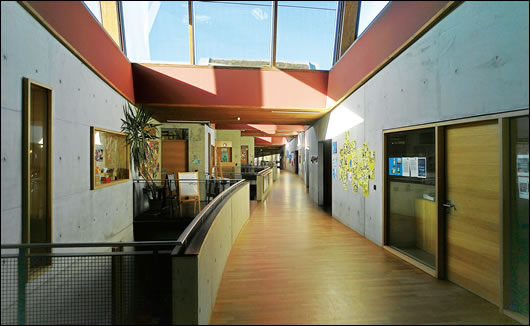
left=194, top=1, right=272, bottom=67
left=387, top=128, right=436, bottom=268
left=162, top=128, right=189, bottom=140
left=29, top=83, right=51, bottom=265
left=84, top=1, right=102, bottom=24
left=508, top=116, right=529, bottom=317
left=93, top=129, right=130, bottom=188
left=276, top=1, right=337, bottom=70
left=357, top=1, right=389, bottom=37
left=122, top=1, right=190, bottom=63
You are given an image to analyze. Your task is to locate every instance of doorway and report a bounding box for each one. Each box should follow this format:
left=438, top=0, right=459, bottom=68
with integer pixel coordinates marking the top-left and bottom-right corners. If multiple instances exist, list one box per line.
left=162, top=140, right=188, bottom=176
left=294, top=150, right=299, bottom=175
left=241, top=146, right=249, bottom=164
left=318, top=139, right=332, bottom=212
left=445, top=120, right=500, bottom=305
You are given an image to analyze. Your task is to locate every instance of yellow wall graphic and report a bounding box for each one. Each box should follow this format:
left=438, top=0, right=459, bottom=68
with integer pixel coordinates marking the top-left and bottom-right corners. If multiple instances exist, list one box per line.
left=338, top=131, right=375, bottom=197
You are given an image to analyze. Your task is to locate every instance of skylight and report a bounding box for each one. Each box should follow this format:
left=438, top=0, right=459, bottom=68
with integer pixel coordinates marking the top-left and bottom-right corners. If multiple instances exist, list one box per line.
left=276, top=1, right=338, bottom=70
left=356, top=1, right=390, bottom=38
left=83, top=1, right=102, bottom=24
left=122, top=1, right=190, bottom=63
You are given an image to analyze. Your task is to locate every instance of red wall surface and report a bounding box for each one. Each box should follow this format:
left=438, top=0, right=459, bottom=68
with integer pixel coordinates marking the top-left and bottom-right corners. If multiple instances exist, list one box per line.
left=133, top=64, right=329, bottom=109
left=22, top=1, right=452, bottom=112
left=24, top=1, right=135, bottom=102
left=327, top=1, right=452, bottom=104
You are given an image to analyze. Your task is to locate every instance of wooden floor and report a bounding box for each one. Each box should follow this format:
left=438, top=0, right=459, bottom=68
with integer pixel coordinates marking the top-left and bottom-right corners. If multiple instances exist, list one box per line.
left=210, top=171, right=519, bottom=325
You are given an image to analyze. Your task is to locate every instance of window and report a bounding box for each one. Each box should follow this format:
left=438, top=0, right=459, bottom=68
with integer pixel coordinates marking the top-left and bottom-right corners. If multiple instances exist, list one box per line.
left=507, top=116, right=529, bottom=317
left=356, top=1, right=389, bottom=38
left=23, top=78, right=53, bottom=268
left=122, top=1, right=190, bottom=63
left=386, top=128, right=436, bottom=269
left=91, top=128, right=130, bottom=189
left=83, top=1, right=103, bottom=24
left=194, top=1, right=272, bottom=67
left=276, top=1, right=338, bottom=70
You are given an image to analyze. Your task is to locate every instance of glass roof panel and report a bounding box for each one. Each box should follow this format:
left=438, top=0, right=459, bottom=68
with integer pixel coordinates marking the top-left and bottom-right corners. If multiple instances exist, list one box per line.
left=357, top=1, right=390, bottom=38
left=122, top=1, right=190, bottom=64
left=276, top=1, right=338, bottom=70
left=194, top=1, right=273, bottom=67
left=84, top=1, right=102, bottom=24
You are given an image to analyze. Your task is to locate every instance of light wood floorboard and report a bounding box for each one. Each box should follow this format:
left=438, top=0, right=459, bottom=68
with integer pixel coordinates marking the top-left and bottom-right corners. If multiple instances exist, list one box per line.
left=210, top=171, right=518, bottom=325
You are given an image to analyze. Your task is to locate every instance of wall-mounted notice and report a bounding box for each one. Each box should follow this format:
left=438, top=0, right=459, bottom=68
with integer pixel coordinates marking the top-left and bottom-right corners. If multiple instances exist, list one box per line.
left=517, top=155, right=529, bottom=176
left=417, top=157, right=427, bottom=178
left=410, top=157, right=419, bottom=178
left=389, top=157, right=402, bottom=176
left=402, top=158, right=410, bottom=177
left=519, top=176, right=529, bottom=200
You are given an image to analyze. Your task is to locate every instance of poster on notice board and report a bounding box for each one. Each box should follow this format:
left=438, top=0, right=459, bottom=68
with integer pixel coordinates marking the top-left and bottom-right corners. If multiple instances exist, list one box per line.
left=389, top=157, right=402, bottom=176
left=517, top=154, right=529, bottom=199
left=417, top=157, right=427, bottom=178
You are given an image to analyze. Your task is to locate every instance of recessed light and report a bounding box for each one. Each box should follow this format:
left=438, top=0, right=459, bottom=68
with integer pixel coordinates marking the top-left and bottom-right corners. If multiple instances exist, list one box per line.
left=237, top=117, right=241, bottom=120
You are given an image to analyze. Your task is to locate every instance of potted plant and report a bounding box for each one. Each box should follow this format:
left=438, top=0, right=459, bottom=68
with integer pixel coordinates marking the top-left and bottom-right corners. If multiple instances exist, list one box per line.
left=121, top=103, right=161, bottom=204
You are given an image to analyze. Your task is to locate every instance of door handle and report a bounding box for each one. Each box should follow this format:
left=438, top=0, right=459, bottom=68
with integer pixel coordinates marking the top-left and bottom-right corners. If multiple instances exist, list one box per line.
left=443, top=202, right=456, bottom=209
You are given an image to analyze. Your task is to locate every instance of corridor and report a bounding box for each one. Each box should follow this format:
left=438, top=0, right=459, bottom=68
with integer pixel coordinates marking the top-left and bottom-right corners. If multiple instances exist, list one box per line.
left=210, top=171, right=518, bottom=325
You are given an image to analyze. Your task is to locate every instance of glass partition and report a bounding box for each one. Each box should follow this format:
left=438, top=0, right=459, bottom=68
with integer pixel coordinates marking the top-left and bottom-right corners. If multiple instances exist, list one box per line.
left=386, top=128, right=436, bottom=269
left=508, top=116, right=529, bottom=317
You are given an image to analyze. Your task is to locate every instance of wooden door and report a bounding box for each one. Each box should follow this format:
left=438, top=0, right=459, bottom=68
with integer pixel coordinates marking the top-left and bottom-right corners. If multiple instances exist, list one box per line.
left=217, top=147, right=232, bottom=163
left=445, top=120, right=499, bottom=305
left=162, top=140, right=188, bottom=176
left=241, top=147, right=248, bottom=164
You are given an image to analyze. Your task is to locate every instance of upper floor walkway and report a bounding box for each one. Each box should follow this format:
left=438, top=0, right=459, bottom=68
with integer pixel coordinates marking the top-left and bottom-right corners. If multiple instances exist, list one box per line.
left=210, top=171, right=519, bottom=325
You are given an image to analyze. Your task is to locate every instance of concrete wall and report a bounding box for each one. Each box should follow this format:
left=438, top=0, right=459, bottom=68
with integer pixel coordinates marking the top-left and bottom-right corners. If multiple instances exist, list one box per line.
left=286, top=1, right=529, bottom=246
left=1, top=1, right=136, bottom=249
left=240, top=136, right=255, bottom=164
left=215, top=129, right=241, bottom=167
left=172, top=183, right=250, bottom=325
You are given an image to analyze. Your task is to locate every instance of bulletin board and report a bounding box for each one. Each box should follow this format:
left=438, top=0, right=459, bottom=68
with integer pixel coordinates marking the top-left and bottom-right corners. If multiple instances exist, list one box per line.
left=337, top=131, right=376, bottom=197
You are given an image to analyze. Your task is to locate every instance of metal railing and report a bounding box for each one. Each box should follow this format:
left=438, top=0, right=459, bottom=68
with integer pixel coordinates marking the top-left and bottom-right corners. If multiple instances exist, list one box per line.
left=1, top=241, right=178, bottom=325
left=1, top=179, right=247, bottom=325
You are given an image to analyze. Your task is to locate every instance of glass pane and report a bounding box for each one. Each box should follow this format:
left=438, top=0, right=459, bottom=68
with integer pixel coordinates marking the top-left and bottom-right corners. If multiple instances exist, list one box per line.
left=508, top=116, right=529, bottom=317
left=357, top=1, right=389, bottom=37
left=194, top=1, right=272, bottom=67
left=276, top=1, right=337, bottom=70
left=93, top=129, right=130, bottom=187
left=387, top=128, right=436, bottom=268
left=84, top=1, right=102, bottom=24
left=122, top=1, right=190, bottom=63
left=161, top=128, right=189, bottom=140
left=29, top=84, right=51, bottom=264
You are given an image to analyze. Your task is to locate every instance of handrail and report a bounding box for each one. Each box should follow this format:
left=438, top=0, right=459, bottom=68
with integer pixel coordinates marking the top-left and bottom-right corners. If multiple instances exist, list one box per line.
left=2, top=179, right=247, bottom=257
left=174, top=179, right=246, bottom=252
left=257, top=166, right=272, bottom=176
left=1, top=240, right=180, bottom=249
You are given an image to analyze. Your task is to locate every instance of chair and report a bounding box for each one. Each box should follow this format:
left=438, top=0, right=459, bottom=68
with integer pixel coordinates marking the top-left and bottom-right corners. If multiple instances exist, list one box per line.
left=166, top=173, right=178, bottom=217
left=177, top=172, right=201, bottom=215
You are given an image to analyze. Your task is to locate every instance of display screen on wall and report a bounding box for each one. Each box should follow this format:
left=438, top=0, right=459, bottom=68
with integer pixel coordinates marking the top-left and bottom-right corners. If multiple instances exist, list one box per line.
left=91, top=127, right=130, bottom=189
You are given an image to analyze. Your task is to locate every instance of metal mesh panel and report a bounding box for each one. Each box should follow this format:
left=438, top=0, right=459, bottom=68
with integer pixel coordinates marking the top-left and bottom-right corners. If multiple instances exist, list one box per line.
left=1, top=256, right=18, bottom=325
left=1, top=250, right=172, bottom=325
